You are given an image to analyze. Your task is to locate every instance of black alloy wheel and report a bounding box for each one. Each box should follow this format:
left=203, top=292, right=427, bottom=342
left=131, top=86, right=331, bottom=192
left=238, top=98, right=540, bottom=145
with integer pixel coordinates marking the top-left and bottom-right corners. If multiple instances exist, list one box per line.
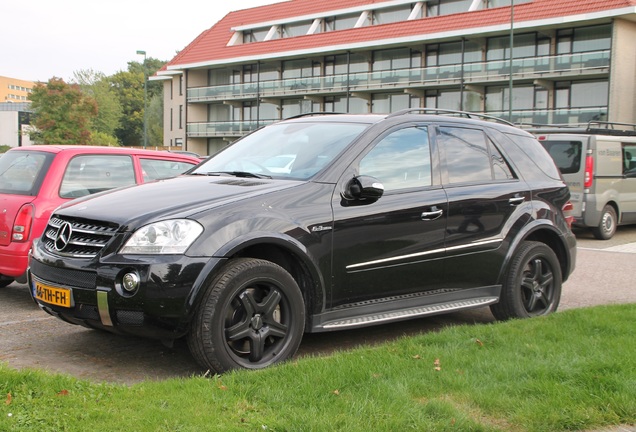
left=490, top=241, right=562, bottom=320
left=188, top=258, right=305, bottom=373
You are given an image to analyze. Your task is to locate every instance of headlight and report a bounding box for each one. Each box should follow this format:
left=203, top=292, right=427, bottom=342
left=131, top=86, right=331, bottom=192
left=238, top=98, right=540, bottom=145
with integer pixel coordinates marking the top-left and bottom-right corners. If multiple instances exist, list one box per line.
left=120, top=220, right=203, bottom=254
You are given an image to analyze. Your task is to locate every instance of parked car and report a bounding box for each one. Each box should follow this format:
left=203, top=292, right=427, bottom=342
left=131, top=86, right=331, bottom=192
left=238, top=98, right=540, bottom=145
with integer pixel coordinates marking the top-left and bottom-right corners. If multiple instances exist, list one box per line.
left=28, top=110, right=576, bottom=373
left=533, top=122, right=636, bottom=239
left=0, top=145, right=200, bottom=287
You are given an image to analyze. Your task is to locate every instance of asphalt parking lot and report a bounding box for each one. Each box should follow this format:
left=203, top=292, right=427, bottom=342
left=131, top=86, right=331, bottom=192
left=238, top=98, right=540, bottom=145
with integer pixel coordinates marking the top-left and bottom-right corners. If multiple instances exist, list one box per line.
left=1, top=225, right=635, bottom=384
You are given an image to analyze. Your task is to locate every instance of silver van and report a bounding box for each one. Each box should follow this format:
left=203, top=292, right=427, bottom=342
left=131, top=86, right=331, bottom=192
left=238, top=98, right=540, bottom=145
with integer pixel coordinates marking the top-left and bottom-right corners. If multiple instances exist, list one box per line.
left=533, top=123, right=636, bottom=239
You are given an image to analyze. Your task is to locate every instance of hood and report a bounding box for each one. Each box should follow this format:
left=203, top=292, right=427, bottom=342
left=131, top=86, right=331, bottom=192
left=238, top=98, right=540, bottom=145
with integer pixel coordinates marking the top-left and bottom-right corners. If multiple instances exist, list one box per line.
left=56, top=175, right=302, bottom=229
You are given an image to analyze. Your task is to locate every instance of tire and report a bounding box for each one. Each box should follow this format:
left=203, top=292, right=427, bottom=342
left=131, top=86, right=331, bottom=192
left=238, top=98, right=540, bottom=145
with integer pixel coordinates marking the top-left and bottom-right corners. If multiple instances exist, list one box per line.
left=592, top=205, right=617, bottom=240
left=490, top=241, right=562, bottom=321
left=0, top=279, right=14, bottom=288
left=187, top=258, right=305, bottom=373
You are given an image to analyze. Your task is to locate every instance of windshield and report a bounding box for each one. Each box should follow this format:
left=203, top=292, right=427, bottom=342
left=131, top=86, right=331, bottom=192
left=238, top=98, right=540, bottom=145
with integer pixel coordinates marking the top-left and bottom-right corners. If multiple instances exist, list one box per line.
left=191, top=121, right=369, bottom=180
left=0, top=151, right=53, bottom=196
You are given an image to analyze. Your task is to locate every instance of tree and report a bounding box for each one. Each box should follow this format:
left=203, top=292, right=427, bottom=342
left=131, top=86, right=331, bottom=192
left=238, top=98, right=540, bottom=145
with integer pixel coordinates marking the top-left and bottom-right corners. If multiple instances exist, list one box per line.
left=147, top=93, right=164, bottom=148
left=109, top=58, right=165, bottom=147
left=28, top=77, right=98, bottom=144
left=72, top=69, right=122, bottom=140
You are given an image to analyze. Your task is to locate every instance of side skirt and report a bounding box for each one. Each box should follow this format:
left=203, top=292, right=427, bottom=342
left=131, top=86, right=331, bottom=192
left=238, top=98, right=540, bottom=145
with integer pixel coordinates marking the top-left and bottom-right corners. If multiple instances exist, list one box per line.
left=309, top=286, right=500, bottom=332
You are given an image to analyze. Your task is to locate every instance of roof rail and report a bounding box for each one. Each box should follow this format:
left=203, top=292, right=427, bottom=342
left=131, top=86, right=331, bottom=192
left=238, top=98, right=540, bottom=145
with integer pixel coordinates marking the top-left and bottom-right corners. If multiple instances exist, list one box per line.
left=387, top=108, right=514, bottom=126
left=525, top=120, right=636, bottom=137
left=284, top=112, right=346, bottom=120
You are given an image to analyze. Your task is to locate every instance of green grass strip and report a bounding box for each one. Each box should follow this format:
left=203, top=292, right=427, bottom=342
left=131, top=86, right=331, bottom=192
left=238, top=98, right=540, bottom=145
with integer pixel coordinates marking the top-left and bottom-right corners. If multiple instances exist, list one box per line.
left=1, top=304, right=635, bottom=432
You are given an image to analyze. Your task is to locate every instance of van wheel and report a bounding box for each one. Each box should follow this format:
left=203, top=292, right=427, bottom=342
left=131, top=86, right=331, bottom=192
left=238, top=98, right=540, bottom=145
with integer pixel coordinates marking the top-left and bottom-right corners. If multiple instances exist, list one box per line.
left=187, top=258, right=305, bottom=373
left=592, top=205, right=617, bottom=240
left=0, top=279, right=13, bottom=288
left=490, top=241, right=562, bottom=320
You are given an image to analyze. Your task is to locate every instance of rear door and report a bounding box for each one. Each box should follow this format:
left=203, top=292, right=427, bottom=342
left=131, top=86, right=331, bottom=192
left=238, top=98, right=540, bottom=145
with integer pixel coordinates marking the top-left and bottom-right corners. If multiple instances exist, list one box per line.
left=536, top=134, right=587, bottom=218
left=437, top=124, right=532, bottom=290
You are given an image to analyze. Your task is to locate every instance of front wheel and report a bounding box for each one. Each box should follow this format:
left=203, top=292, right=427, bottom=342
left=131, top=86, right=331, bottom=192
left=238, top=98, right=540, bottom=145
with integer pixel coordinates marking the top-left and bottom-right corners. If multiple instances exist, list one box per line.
left=490, top=241, right=562, bottom=320
left=592, top=205, right=617, bottom=240
left=187, top=258, right=305, bottom=373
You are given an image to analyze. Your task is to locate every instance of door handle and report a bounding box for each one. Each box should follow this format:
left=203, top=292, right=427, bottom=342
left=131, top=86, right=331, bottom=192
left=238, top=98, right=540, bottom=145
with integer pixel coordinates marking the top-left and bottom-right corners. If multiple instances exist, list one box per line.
left=509, top=196, right=525, bottom=206
left=421, top=209, right=443, bottom=220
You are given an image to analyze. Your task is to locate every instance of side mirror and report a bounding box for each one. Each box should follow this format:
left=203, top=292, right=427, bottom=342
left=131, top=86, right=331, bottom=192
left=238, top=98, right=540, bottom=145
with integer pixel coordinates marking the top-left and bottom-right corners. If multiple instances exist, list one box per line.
left=342, top=175, right=384, bottom=203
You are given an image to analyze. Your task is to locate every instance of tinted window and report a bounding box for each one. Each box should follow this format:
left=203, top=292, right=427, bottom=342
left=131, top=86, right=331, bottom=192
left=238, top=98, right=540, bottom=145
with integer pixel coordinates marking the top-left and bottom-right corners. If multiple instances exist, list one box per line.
left=0, top=151, right=52, bottom=195
left=540, top=140, right=582, bottom=174
left=140, top=159, right=196, bottom=181
left=441, top=127, right=489, bottom=183
left=359, top=127, right=431, bottom=191
left=502, top=133, right=562, bottom=180
left=59, top=155, right=136, bottom=198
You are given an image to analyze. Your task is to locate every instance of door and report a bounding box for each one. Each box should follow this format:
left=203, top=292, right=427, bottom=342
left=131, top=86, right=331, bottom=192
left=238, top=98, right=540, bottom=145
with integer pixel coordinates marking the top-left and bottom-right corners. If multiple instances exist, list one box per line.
left=331, top=125, right=448, bottom=308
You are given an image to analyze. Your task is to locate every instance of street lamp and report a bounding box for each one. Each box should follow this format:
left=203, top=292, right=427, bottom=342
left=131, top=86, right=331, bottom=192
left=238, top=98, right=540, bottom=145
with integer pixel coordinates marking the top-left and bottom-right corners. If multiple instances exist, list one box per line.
left=136, top=50, right=148, bottom=149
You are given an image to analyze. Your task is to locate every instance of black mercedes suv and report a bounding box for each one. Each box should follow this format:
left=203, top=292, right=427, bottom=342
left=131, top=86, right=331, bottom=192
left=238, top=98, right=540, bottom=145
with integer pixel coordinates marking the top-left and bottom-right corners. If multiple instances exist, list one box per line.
left=28, top=110, right=576, bottom=373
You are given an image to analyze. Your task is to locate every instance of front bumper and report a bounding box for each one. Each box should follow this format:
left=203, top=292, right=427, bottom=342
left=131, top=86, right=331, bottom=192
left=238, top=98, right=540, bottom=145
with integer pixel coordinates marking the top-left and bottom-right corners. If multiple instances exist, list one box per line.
left=28, top=243, right=222, bottom=340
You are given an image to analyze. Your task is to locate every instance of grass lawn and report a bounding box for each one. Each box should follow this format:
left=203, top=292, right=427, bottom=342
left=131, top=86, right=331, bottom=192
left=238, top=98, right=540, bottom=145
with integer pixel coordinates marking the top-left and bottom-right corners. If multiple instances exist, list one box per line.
left=1, top=304, right=635, bottom=432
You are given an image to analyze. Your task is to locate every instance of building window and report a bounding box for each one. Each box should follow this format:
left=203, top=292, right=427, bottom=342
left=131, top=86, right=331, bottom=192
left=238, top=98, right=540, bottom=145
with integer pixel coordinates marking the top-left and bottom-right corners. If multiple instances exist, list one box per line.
left=179, top=75, right=183, bottom=96
left=554, top=80, right=609, bottom=109
left=170, top=108, right=173, bottom=131
left=179, top=105, right=183, bottom=129
left=557, top=24, right=611, bottom=54
left=372, top=93, right=419, bottom=113
left=373, top=48, right=421, bottom=71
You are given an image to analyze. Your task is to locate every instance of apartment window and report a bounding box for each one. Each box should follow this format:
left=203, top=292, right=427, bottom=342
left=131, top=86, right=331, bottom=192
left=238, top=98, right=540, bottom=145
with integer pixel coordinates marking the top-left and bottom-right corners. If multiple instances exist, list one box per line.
left=373, top=4, right=417, bottom=24
left=179, top=75, right=183, bottom=96
left=243, top=28, right=269, bottom=43
left=372, top=93, right=420, bottom=113
left=428, top=40, right=482, bottom=66
left=170, top=108, right=173, bottom=131
left=280, top=20, right=312, bottom=38
left=179, top=105, right=183, bottom=129
left=557, top=25, right=611, bottom=54
left=324, top=13, right=359, bottom=31
left=373, top=48, right=421, bottom=71
left=427, top=0, right=473, bottom=16
left=283, top=59, right=320, bottom=79
left=485, top=85, right=538, bottom=111
left=554, top=80, right=609, bottom=109
left=487, top=33, right=549, bottom=61
left=259, top=63, right=279, bottom=81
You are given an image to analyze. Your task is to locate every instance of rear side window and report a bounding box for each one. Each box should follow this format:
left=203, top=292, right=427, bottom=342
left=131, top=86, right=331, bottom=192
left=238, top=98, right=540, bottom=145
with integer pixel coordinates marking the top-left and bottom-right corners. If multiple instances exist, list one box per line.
left=504, top=133, right=562, bottom=180
left=140, top=158, right=196, bottom=181
left=539, top=140, right=582, bottom=174
left=624, top=144, right=636, bottom=174
left=0, top=151, right=52, bottom=195
left=59, top=155, right=136, bottom=198
left=439, top=126, right=514, bottom=184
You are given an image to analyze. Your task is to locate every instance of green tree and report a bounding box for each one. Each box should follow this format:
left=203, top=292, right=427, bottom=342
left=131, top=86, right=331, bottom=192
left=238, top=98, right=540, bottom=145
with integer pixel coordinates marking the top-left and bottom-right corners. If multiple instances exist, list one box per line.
left=109, top=58, right=165, bottom=147
left=28, top=77, right=98, bottom=144
left=147, top=93, right=164, bottom=148
left=73, top=69, right=123, bottom=140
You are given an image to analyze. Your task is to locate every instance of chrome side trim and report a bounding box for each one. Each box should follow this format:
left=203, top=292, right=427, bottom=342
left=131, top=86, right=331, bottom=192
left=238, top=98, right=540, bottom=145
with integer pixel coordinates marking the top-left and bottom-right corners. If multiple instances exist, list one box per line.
left=97, top=290, right=113, bottom=327
left=346, top=238, right=502, bottom=270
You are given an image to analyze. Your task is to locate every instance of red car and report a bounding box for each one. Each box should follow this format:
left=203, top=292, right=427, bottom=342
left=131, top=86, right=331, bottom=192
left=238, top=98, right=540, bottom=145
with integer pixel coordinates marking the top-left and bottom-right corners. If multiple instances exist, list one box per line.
left=0, top=145, right=200, bottom=287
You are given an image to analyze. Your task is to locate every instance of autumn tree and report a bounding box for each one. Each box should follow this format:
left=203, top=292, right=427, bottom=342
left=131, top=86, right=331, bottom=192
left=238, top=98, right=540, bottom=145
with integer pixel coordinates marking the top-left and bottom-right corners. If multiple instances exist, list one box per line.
left=28, top=77, right=98, bottom=144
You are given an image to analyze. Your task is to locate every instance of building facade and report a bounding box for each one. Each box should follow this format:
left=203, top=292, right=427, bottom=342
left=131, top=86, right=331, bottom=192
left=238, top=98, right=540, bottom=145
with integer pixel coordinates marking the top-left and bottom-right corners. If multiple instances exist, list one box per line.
left=0, top=76, right=34, bottom=103
left=155, top=0, right=636, bottom=156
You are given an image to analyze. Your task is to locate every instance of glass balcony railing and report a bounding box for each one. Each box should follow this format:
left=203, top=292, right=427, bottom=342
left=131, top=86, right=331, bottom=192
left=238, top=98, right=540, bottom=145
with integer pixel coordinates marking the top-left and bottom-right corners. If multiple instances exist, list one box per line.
left=186, top=108, right=607, bottom=138
left=186, top=120, right=276, bottom=137
left=187, top=50, right=610, bottom=103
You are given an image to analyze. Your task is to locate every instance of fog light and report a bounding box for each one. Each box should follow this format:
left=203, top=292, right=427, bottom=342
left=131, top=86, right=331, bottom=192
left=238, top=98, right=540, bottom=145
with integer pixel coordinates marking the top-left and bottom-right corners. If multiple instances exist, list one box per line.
left=122, top=272, right=140, bottom=293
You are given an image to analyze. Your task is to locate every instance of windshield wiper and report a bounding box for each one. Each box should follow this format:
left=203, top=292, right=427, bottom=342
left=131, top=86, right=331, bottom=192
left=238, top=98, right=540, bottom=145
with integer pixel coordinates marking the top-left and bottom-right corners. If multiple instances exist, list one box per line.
left=193, top=171, right=272, bottom=179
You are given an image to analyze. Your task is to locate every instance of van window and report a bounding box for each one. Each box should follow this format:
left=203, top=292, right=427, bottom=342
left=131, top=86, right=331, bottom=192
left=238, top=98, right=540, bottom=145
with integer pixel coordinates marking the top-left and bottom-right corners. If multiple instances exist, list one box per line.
left=540, top=140, right=582, bottom=174
left=624, top=144, right=636, bottom=174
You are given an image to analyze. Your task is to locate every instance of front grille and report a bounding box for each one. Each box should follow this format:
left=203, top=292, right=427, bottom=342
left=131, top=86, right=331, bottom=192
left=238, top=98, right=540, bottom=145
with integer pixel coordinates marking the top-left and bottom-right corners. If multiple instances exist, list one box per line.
left=116, top=310, right=144, bottom=326
left=30, top=259, right=96, bottom=289
left=43, top=216, right=119, bottom=258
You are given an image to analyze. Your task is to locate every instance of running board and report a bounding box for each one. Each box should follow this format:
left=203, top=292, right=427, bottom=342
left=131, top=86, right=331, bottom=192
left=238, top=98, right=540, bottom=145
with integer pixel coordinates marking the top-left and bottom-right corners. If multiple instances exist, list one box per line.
left=318, top=297, right=498, bottom=330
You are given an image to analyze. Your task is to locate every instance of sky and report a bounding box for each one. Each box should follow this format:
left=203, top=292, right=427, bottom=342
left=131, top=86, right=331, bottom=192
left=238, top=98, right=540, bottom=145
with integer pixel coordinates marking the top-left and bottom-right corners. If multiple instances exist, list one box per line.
left=1, top=0, right=286, bottom=83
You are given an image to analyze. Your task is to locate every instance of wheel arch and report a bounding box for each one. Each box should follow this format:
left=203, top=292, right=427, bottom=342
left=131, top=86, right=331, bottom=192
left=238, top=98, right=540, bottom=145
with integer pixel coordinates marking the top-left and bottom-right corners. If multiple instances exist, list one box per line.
left=499, top=221, right=574, bottom=285
left=186, top=233, right=325, bottom=332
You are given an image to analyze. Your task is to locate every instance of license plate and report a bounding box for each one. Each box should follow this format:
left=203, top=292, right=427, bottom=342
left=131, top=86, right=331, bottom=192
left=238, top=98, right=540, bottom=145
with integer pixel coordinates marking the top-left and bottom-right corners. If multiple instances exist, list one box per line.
left=34, top=281, right=73, bottom=308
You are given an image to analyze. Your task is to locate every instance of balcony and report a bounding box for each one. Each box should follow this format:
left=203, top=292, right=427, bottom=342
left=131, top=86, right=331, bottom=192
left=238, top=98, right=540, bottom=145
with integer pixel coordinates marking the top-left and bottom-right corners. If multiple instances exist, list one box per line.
left=187, top=120, right=276, bottom=138
left=187, top=50, right=610, bottom=104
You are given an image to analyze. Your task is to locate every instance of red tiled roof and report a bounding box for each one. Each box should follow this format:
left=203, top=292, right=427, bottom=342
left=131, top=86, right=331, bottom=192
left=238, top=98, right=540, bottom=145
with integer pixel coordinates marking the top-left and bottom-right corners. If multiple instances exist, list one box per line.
left=162, top=0, right=636, bottom=72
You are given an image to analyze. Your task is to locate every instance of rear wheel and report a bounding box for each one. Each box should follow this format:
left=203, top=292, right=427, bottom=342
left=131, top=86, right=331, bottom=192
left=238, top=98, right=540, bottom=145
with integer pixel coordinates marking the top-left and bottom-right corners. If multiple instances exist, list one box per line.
left=0, top=279, right=14, bottom=288
left=187, top=258, right=305, bottom=373
left=592, top=205, right=617, bottom=240
left=490, top=241, right=562, bottom=320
